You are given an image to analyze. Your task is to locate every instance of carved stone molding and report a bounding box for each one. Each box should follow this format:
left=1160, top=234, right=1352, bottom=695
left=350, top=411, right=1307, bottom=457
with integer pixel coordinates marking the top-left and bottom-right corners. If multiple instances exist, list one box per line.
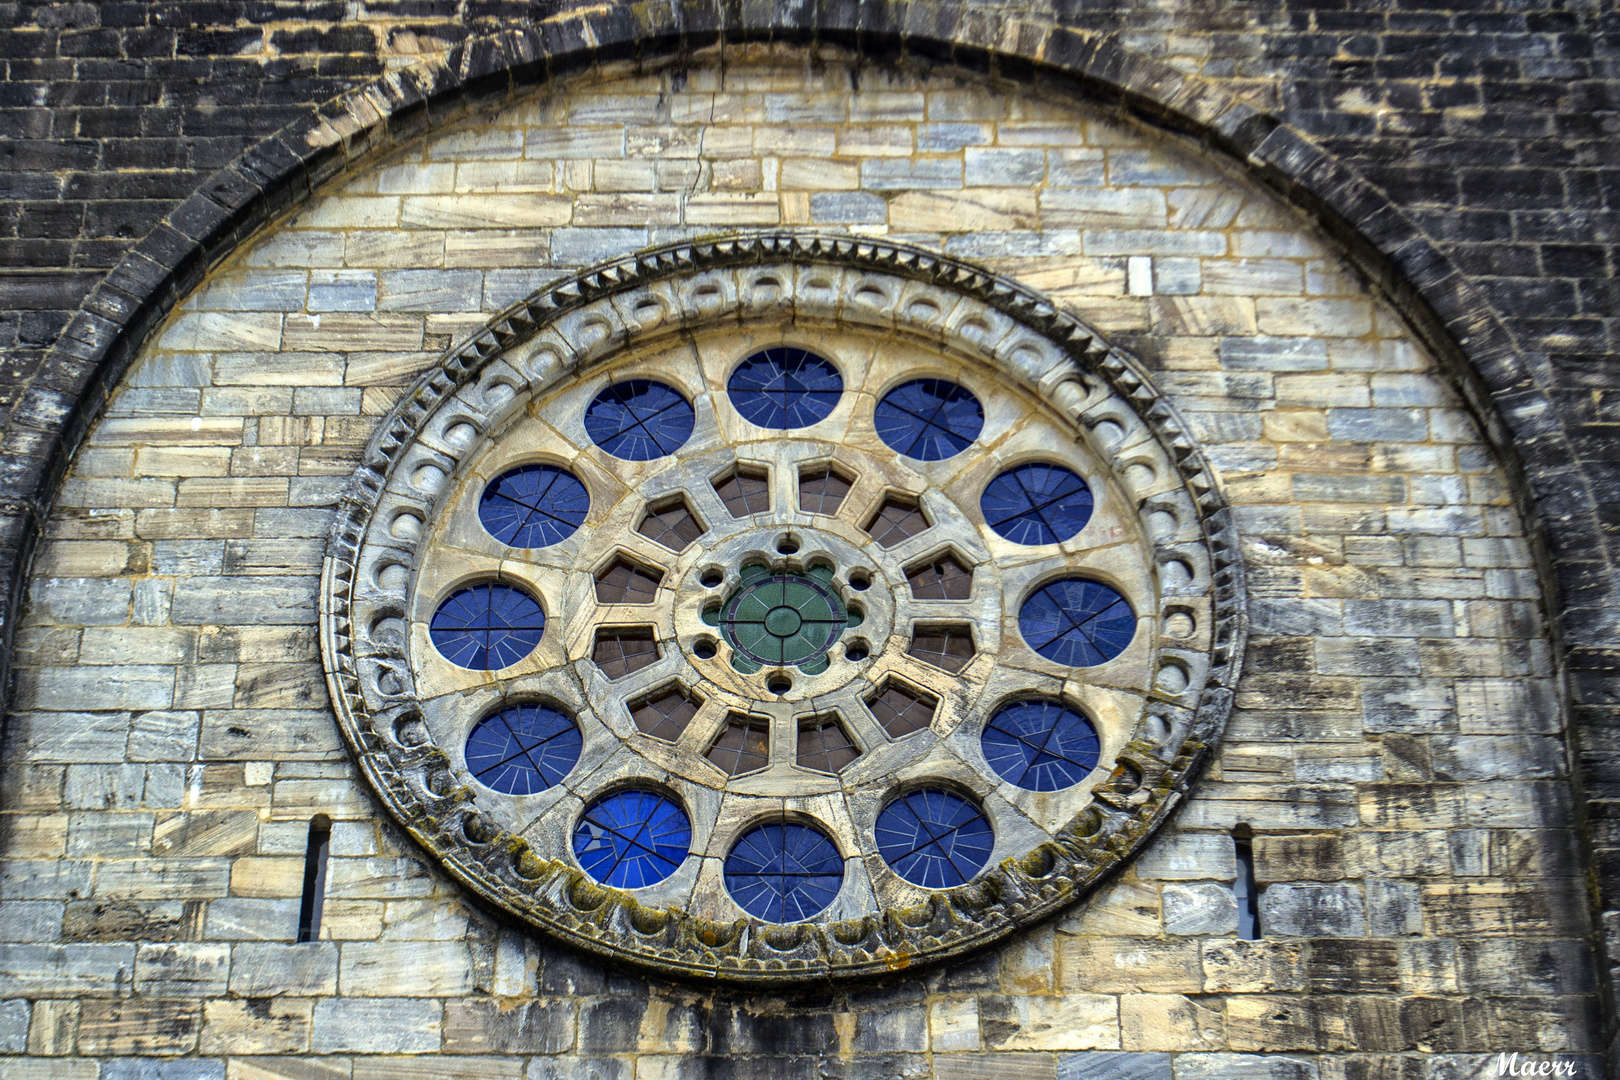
left=320, top=231, right=1247, bottom=984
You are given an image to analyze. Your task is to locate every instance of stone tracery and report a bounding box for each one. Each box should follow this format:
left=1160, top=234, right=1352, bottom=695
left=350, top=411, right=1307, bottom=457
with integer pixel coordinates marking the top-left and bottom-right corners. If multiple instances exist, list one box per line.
left=322, top=232, right=1246, bottom=983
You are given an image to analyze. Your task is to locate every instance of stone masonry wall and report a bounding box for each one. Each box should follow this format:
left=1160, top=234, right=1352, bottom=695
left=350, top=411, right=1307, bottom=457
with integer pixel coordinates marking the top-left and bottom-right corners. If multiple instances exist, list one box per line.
left=0, top=47, right=1601, bottom=1078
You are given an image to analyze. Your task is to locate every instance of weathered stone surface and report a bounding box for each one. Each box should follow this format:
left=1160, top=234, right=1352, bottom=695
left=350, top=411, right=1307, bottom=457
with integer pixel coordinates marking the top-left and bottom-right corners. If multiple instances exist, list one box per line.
left=0, top=34, right=1604, bottom=1076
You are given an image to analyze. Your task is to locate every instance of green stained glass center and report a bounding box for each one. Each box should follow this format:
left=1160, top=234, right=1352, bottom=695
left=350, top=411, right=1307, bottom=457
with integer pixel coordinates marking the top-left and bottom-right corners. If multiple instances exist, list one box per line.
left=721, top=571, right=848, bottom=669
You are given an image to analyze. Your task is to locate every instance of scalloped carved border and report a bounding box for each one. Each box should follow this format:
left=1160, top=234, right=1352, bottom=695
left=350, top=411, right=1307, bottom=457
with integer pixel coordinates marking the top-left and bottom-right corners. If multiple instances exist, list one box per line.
left=320, top=231, right=1248, bottom=984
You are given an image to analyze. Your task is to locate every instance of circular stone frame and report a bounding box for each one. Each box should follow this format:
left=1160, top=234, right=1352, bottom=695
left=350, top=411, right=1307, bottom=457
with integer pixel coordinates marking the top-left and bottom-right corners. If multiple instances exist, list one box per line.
left=320, top=232, right=1247, bottom=985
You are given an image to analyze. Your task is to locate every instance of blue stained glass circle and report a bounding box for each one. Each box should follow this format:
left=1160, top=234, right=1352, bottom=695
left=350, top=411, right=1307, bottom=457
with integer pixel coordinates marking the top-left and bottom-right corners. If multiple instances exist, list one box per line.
left=980, top=463, right=1094, bottom=545
left=724, top=821, right=844, bottom=922
left=479, top=464, right=590, bottom=548
left=465, top=704, right=581, bottom=795
left=727, top=348, right=843, bottom=429
left=583, top=379, right=696, bottom=460
left=875, top=789, right=995, bottom=888
left=981, top=699, right=1102, bottom=792
left=430, top=583, right=546, bottom=670
left=1018, top=578, right=1136, bottom=667
left=573, top=790, right=692, bottom=889
left=873, top=379, right=985, bottom=461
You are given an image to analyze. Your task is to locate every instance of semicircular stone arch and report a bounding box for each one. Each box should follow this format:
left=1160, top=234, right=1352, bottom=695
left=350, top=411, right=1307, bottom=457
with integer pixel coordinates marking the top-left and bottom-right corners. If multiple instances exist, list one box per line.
left=8, top=40, right=1594, bottom=1050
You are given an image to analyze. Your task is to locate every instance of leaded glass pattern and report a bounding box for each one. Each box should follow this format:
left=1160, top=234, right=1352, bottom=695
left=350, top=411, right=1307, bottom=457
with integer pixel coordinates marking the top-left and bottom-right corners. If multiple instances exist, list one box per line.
left=873, top=378, right=984, bottom=460
left=592, top=627, right=660, bottom=679
left=796, top=717, right=860, bottom=773
left=865, top=497, right=929, bottom=547
left=637, top=498, right=705, bottom=550
left=429, top=584, right=546, bottom=670
left=583, top=379, right=696, bottom=460
left=596, top=559, right=663, bottom=604
left=573, top=790, right=691, bottom=888
left=799, top=463, right=853, bottom=515
left=714, top=467, right=771, bottom=517
left=907, top=625, right=975, bottom=673
left=875, top=789, right=994, bottom=888
left=724, top=822, right=844, bottom=922
left=980, top=699, right=1102, bottom=791
left=479, top=464, right=590, bottom=548
left=630, top=687, right=699, bottom=742
left=1018, top=578, right=1136, bottom=666
left=707, top=717, right=770, bottom=776
left=720, top=572, right=848, bottom=668
left=464, top=704, right=581, bottom=794
left=981, top=463, right=1094, bottom=546
left=906, top=553, right=973, bottom=600
left=727, top=347, right=843, bottom=429
left=867, top=682, right=937, bottom=738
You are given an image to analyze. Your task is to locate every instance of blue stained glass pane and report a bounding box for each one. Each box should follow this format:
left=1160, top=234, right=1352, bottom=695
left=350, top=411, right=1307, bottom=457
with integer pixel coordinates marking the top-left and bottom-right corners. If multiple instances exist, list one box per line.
left=727, top=348, right=843, bottom=429
left=724, top=821, right=844, bottom=922
left=465, top=704, right=581, bottom=795
left=875, top=789, right=994, bottom=889
left=1018, top=578, right=1136, bottom=667
left=873, top=379, right=984, bottom=461
left=430, top=583, right=546, bottom=670
left=981, top=699, right=1102, bottom=792
left=980, top=464, right=1094, bottom=545
left=479, top=464, right=590, bottom=548
left=584, top=379, right=696, bottom=460
left=573, top=790, right=692, bottom=889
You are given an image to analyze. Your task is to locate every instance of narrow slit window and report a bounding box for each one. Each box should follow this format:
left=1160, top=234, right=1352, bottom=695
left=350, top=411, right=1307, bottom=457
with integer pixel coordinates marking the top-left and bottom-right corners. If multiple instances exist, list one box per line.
left=1233, top=824, right=1261, bottom=940
left=295, top=815, right=331, bottom=943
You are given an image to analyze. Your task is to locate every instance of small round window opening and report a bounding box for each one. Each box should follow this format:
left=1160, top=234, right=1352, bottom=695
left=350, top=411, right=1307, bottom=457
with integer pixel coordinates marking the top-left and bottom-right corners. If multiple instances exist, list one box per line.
left=464, top=704, right=581, bottom=794
left=727, top=347, right=843, bottom=429
left=429, top=584, right=545, bottom=670
left=874, top=378, right=984, bottom=461
left=573, top=790, right=691, bottom=888
left=479, top=464, right=590, bottom=548
left=724, top=821, right=845, bottom=922
left=584, top=379, right=696, bottom=460
left=329, top=240, right=1241, bottom=982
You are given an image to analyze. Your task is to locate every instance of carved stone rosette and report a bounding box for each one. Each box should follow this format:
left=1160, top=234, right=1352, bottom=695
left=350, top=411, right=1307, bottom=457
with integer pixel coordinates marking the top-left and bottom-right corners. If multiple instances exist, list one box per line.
left=319, top=232, right=1247, bottom=985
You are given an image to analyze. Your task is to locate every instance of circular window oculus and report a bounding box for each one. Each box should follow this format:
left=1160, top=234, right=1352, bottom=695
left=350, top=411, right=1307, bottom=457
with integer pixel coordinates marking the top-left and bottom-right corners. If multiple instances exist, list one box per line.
left=584, top=379, right=696, bottom=460
left=479, top=464, right=590, bottom=548
left=573, top=789, right=692, bottom=889
left=429, top=583, right=546, bottom=670
left=727, top=347, right=843, bottom=429
left=464, top=704, right=581, bottom=795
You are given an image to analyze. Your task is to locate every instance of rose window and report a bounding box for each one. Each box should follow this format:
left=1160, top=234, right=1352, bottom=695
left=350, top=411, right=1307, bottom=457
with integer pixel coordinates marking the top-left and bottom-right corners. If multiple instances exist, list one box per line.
left=323, top=235, right=1244, bottom=983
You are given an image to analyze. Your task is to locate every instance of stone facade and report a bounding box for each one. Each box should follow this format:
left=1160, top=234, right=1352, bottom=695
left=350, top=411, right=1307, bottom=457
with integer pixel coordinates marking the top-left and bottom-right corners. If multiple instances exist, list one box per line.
left=0, top=47, right=1600, bottom=1076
